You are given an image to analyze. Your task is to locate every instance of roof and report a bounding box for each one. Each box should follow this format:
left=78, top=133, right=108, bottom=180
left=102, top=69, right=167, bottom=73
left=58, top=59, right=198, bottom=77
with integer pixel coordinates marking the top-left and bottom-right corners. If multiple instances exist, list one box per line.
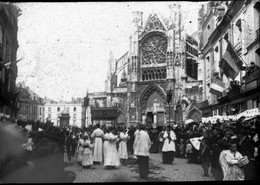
left=19, top=87, right=43, bottom=104
left=91, top=107, right=121, bottom=120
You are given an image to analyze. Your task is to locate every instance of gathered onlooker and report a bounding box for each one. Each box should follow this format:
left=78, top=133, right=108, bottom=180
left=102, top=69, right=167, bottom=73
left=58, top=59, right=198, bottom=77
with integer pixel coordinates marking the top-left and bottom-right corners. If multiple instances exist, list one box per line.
left=179, top=139, right=185, bottom=158
left=237, top=129, right=255, bottom=180
left=158, top=127, right=165, bottom=161
left=198, top=138, right=210, bottom=177
left=185, top=139, right=193, bottom=163
left=127, top=125, right=135, bottom=155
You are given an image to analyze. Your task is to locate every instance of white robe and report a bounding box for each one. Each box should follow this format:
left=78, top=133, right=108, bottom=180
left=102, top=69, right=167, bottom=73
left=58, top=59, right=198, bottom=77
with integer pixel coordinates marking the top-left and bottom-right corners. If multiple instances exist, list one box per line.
left=104, top=132, right=120, bottom=167
left=91, top=128, right=104, bottom=162
left=134, top=130, right=151, bottom=157
left=162, top=131, right=177, bottom=152
left=221, top=150, right=245, bottom=181
left=103, top=133, right=110, bottom=164
left=118, top=132, right=128, bottom=159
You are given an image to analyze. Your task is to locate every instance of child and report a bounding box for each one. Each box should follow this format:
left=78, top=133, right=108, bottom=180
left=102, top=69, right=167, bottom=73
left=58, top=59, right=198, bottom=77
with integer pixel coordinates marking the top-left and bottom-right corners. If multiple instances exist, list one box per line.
left=118, top=127, right=129, bottom=165
left=76, top=134, right=84, bottom=165
left=82, top=134, right=94, bottom=169
left=198, top=138, right=210, bottom=177
left=185, top=139, right=192, bottom=163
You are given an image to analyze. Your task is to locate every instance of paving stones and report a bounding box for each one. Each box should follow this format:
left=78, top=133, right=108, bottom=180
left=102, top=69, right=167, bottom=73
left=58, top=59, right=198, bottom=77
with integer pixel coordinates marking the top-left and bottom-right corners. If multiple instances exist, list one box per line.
left=65, top=154, right=215, bottom=182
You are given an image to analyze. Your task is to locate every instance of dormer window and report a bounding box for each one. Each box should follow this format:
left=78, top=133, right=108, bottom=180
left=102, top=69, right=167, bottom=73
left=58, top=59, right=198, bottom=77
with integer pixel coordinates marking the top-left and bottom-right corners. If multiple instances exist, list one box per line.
left=224, top=33, right=229, bottom=42
left=216, top=5, right=226, bottom=22
left=214, top=46, right=219, bottom=53
left=235, top=19, right=242, bottom=32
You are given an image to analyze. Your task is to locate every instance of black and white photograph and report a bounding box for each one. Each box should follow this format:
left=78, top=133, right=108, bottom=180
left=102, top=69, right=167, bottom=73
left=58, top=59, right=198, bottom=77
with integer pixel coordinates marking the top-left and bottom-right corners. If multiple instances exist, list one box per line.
left=0, top=0, right=259, bottom=182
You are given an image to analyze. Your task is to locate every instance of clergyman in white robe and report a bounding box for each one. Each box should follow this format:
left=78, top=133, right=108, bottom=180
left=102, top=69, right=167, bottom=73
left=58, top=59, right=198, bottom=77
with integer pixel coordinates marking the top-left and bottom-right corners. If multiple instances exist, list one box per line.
left=162, top=129, right=177, bottom=164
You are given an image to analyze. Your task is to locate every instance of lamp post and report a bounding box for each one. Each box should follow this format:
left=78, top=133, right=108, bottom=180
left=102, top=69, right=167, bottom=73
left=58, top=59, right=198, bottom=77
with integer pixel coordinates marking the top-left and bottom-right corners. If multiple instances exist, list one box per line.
left=166, top=87, right=172, bottom=126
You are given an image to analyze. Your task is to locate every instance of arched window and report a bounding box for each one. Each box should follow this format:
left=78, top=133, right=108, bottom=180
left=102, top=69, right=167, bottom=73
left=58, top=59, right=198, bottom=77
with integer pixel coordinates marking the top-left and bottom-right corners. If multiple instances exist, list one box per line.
left=155, top=69, right=159, bottom=80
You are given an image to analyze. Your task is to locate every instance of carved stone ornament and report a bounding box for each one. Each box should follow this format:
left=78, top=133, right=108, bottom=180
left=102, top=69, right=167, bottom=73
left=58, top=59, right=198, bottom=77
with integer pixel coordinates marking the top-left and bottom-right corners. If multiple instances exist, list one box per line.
left=140, top=13, right=166, bottom=38
left=141, top=35, right=167, bottom=65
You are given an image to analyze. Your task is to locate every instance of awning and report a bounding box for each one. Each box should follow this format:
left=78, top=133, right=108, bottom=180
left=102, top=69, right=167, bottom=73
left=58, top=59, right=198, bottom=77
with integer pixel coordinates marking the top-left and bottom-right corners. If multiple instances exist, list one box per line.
left=197, top=100, right=209, bottom=109
left=91, top=107, right=121, bottom=120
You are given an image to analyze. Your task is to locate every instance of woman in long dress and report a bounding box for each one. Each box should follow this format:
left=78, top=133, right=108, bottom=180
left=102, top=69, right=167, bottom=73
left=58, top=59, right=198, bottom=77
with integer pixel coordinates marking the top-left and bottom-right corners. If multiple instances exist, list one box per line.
left=103, top=128, right=110, bottom=164
left=104, top=127, right=120, bottom=169
left=158, top=127, right=165, bottom=162
left=81, top=135, right=94, bottom=168
left=90, top=124, right=104, bottom=164
left=118, top=127, right=129, bottom=165
left=220, top=142, right=245, bottom=180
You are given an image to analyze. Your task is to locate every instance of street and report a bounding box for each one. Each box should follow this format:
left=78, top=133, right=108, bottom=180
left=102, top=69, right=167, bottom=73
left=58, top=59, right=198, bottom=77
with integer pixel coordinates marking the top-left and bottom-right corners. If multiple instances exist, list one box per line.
left=65, top=154, right=214, bottom=182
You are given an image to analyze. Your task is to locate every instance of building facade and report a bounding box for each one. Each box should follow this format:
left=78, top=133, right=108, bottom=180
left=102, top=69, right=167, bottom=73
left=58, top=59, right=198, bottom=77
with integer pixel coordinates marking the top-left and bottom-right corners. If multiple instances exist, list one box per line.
left=17, top=82, right=44, bottom=122
left=103, top=4, right=202, bottom=128
left=198, top=0, right=260, bottom=117
left=0, top=3, right=21, bottom=118
left=43, top=102, right=85, bottom=128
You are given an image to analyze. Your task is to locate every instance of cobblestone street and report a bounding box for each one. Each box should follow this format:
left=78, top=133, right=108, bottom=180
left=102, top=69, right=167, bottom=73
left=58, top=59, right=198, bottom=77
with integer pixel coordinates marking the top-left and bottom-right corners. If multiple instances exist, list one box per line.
left=65, top=154, right=215, bottom=182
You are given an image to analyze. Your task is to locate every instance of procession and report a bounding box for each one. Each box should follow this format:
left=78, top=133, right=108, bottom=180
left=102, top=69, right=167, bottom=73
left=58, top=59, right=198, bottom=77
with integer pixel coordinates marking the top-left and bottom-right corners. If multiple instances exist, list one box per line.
left=1, top=0, right=260, bottom=182
left=0, top=109, right=259, bottom=182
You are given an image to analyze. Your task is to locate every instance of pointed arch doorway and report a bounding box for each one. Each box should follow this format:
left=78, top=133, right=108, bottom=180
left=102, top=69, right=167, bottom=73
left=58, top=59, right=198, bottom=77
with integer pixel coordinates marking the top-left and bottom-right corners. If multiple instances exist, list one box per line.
left=140, top=84, right=167, bottom=128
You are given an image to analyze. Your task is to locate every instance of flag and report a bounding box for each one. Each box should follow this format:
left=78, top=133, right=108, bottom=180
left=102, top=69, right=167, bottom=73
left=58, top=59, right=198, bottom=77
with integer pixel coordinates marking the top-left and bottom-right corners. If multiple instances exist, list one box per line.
left=209, top=76, right=225, bottom=97
left=84, top=90, right=89, bottom=107
left=219, top=42, right=243, bottom=80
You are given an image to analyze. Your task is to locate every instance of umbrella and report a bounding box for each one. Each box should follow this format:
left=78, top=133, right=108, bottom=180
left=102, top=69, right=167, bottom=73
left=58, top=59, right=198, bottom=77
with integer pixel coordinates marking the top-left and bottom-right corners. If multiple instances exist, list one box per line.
left=190, top=136, right=204, bottom=150
left=185, top=119, right=194, bottom=125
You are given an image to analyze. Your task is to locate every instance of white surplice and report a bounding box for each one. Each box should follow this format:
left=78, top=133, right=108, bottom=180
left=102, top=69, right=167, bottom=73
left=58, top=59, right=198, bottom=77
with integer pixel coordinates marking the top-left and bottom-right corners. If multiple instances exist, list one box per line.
left=162, top=130, right=177, bottom=152
left=222, top=150, right=245, bottom=180
left=134, top=130, right=151, bottom=157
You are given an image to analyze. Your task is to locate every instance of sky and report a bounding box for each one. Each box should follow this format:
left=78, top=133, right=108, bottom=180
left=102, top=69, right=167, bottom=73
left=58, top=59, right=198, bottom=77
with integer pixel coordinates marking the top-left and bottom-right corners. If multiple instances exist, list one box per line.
left=15, top=1, right=206, bottom=101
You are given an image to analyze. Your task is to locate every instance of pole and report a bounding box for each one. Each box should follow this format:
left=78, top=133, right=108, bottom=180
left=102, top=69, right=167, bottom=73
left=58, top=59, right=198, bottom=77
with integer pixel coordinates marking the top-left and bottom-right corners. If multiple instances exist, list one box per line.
left=84, top=106, right=87, bottom=128
left=169, top=103, right=170, bottom=126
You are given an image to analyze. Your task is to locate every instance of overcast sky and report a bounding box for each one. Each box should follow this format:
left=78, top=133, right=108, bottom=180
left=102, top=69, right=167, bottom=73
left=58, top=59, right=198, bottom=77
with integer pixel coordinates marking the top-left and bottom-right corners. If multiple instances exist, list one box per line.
left=15, top=1, right=206, bottom=101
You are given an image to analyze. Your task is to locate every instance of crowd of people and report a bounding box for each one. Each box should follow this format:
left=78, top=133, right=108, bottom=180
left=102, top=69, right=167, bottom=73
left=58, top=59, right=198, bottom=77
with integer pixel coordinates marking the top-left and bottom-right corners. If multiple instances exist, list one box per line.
left=0, top=117, right=75, bottom=183
left=0, top=114, right=259, bottom=182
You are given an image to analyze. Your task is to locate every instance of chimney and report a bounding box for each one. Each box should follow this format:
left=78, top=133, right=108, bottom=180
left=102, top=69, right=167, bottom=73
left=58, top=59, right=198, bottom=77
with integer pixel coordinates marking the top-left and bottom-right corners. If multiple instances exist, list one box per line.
left=216, top=5, right=226, bottom=21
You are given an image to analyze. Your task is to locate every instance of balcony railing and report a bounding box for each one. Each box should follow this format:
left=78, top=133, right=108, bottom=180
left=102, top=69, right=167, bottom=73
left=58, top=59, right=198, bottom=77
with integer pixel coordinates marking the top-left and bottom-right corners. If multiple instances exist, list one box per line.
left=256, top=28, right=260, bottom=39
